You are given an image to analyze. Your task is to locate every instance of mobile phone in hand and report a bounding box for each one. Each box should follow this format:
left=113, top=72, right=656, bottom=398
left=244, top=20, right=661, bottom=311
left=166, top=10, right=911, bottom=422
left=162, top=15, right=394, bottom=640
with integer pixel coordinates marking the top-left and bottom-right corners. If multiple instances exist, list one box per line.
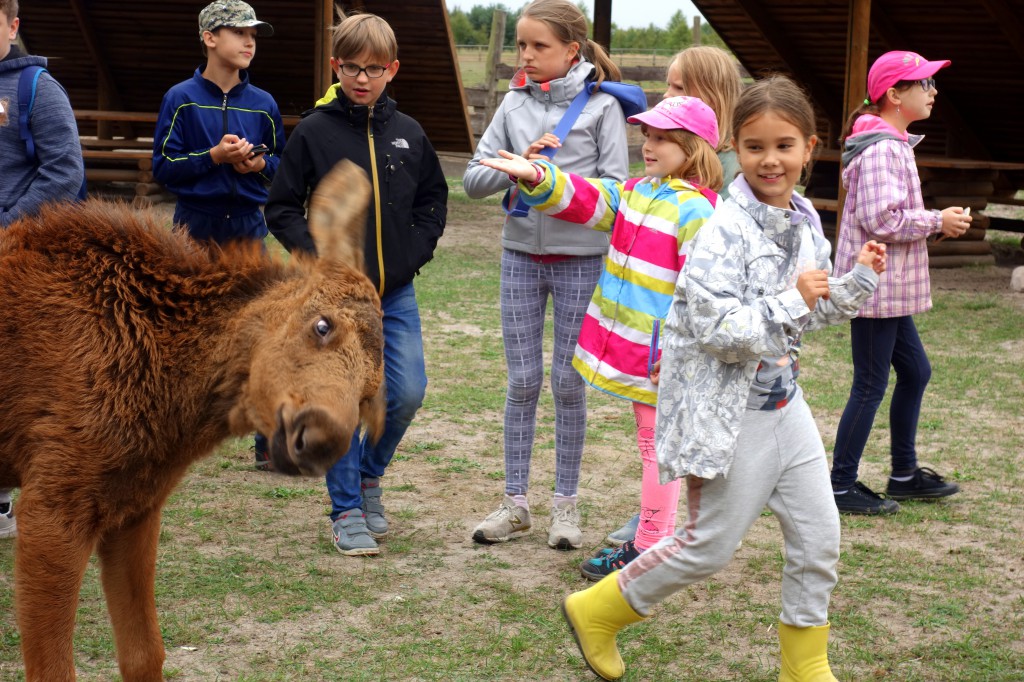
left=250, top=144, right=269, bottom=157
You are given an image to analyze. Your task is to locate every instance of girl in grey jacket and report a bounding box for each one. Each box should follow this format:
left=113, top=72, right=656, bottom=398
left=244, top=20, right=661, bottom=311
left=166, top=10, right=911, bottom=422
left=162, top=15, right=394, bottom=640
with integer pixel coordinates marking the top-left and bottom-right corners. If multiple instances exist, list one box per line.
left=464, top=0, right=632, bottom=551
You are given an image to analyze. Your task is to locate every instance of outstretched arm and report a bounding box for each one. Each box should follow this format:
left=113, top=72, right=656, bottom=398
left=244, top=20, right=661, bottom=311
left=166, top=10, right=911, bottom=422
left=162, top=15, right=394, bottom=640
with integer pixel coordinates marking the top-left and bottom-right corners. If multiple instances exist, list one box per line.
left=479, top=149, right=542, bottom=183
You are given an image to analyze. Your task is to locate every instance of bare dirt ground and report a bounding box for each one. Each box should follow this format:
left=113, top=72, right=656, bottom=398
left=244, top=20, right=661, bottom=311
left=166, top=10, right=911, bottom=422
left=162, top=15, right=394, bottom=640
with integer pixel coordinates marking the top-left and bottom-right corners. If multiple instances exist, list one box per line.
left=3, top=196, right=1020, bottom=680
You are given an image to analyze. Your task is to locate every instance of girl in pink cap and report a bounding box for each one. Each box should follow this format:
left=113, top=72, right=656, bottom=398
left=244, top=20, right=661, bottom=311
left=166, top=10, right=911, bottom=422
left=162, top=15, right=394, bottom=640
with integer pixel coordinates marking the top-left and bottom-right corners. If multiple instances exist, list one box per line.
left=553, top=75, right=888, bottom=682
left=830, top=51, right=970, bottom=515
left=480, top=95, right=723, bottom=581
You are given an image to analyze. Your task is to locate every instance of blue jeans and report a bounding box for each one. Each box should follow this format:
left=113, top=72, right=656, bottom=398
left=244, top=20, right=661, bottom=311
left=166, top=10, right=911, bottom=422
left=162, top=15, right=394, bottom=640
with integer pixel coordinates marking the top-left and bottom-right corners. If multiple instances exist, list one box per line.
left=326, top=283, right=427, bottom=518
left=830, top=316, right=931, bottom=490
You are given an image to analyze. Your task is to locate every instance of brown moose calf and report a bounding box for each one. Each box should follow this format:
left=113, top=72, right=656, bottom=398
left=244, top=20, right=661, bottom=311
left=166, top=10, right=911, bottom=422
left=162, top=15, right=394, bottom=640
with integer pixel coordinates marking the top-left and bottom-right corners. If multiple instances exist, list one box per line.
left=0, top=161, right=385, bottom=681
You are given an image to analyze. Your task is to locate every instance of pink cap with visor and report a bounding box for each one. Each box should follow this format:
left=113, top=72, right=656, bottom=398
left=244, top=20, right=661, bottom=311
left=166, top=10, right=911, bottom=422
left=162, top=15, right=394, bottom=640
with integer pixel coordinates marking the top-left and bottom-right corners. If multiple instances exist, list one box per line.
left=627, top=96, right=719, bottom=149
left=867, top=51, right=950, bottom=102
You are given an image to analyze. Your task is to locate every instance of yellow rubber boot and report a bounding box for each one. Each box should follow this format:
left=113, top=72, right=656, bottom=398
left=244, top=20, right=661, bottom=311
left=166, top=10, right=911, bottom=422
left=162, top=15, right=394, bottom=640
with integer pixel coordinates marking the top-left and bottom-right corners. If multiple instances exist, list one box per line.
left=778, top=622, right=838, bottom=681
left=561, top=571, right=645, bottom=681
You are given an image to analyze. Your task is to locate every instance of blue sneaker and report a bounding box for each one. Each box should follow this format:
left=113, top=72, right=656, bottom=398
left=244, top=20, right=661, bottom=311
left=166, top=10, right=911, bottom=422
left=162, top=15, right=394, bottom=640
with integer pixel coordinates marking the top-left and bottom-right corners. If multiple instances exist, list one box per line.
left=604, top=513, right=639, bottom=546
left=331, top=509, right=379, bottom=556
left=581, top=540, right=641, bottom=581
left=361, top=479, right=388, bottom=539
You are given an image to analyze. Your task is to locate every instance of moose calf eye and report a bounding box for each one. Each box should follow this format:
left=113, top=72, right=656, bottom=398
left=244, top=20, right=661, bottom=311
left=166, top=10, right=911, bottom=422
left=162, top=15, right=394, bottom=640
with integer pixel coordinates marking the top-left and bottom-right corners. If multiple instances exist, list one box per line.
left=314, top=317, right=332, bottom=338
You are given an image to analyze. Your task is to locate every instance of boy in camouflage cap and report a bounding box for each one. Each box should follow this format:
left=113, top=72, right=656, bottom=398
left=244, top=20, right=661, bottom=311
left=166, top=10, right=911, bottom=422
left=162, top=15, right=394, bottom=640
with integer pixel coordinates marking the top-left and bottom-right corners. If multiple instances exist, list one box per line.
left=197, top=0, right=274, bottom=39
left=153, top=0, right=283, bottom=467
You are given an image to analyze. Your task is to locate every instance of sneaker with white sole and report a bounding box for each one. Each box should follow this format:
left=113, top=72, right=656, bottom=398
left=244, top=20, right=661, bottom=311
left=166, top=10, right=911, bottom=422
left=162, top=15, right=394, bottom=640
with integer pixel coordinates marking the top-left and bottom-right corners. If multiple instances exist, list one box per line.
left=549, top=501, right=582, bottom=550
left=472, top=495, right=531, bottom=544
left=361, top=479, right=388, bottom=539
left=331, top=509, right=380, bottom=556
left=604, top=513, right=639, bottom=546
left=0, top=501, right=15, bottom=540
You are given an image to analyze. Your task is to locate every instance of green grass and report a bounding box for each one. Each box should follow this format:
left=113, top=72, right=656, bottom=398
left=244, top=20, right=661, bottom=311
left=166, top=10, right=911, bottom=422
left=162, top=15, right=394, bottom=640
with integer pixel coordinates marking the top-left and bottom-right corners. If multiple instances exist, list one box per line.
left=1, top=196, right=1023, bottom=680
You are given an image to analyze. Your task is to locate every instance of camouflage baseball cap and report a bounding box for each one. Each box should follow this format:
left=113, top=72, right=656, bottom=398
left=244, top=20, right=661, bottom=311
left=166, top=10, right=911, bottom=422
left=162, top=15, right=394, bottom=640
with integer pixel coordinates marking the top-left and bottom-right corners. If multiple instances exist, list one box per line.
left=198, top=1, right=274, bottom=38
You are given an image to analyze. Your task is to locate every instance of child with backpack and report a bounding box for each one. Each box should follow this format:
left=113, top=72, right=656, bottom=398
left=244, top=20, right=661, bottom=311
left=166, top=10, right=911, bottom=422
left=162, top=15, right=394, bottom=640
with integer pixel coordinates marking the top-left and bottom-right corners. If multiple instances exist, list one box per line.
left=1, top=0, right=86, bottom=538
left=463, top=0, right=645, bottom=551
left=1, top=0, right=84, bottom=228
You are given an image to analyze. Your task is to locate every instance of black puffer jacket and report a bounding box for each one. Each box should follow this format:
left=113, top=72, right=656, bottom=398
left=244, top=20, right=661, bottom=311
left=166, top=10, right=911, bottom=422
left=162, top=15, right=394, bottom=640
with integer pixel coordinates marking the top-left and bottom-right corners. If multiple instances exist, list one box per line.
left=266, top=87, right=447, bottom=297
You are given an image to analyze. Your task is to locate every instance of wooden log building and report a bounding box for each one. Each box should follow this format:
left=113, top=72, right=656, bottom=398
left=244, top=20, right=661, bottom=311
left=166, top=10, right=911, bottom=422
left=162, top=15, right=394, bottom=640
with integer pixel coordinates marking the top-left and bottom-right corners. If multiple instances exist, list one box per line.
left=18, top=0, right=1024, bottom=265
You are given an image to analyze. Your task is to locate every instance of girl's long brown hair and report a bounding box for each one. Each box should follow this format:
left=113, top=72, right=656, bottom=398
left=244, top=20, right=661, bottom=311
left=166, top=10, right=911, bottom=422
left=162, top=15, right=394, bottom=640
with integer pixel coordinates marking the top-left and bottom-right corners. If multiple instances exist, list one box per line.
left=521, top=0, right=621, bottom=86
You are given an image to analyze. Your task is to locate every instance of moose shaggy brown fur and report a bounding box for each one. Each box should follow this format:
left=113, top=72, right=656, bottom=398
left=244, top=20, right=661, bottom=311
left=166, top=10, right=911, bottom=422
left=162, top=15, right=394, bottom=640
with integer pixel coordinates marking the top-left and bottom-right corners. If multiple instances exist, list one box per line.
left=0, top=161, right=385, bottom=681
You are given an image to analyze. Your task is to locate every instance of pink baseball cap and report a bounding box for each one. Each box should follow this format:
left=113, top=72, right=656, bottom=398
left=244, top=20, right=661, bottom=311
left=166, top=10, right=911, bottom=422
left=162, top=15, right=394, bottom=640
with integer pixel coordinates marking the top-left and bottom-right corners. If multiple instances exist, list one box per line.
left=867, top=51, right=950, bottom=102
left=627, top=96, right=719, bottom=149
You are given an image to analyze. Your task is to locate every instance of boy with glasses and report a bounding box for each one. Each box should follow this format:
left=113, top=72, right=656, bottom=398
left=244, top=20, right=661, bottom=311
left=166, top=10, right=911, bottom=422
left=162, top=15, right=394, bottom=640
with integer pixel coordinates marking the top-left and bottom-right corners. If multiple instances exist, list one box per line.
left=265, top=12, right=447, bottom=556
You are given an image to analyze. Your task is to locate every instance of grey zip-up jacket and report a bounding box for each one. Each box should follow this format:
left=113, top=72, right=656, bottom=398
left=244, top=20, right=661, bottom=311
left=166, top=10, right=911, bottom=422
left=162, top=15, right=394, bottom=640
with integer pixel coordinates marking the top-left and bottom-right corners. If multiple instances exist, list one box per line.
left=463, top=58, right=629, bottom=255
left=655, top=176, right=879, bottom=481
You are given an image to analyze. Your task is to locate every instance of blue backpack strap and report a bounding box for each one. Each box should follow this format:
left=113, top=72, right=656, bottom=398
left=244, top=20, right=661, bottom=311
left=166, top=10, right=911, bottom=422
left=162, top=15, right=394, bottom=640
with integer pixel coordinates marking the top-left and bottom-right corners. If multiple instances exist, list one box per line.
left=503, top=86, right=593, bottom=218
left=17, top=65, right=87, bottom=201
left=18, top=65, right=47, bottom=163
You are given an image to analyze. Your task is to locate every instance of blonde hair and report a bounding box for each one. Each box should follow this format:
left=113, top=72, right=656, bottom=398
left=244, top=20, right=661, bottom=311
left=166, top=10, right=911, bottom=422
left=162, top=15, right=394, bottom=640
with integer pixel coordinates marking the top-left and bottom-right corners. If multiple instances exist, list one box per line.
left=331, top=11, right=397, bottom=62
left=520, top=0, right=621, bottom=86
left=0, top=98, right=8, bottom=128
left=641, top=125, right=724, bottom=192
left=668, top=46, right=741, bottom=153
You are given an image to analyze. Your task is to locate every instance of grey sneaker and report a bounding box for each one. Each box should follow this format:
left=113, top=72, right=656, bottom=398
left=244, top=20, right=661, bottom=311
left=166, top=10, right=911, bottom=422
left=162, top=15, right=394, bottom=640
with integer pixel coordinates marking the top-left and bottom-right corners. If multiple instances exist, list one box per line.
left=331, top=509, right=379, bottom=556
left=0, top=502, right=15, bottom=540
left=604, top=513, right=640, bottom=546
left=472, top=495, right=532, bottom=544
left=361, top=479, right=388, bottom=539
left=549, top=501, right=582, bottom=550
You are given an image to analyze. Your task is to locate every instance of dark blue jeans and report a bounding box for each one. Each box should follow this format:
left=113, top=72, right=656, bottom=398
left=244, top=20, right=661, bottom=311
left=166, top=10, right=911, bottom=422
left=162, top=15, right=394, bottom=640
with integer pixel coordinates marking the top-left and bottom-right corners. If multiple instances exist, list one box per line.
left=830, top=316, right=931, bottom=490
left=326, top=283, right=427, bottom=518
left=172, top=205, right=268, bottom=243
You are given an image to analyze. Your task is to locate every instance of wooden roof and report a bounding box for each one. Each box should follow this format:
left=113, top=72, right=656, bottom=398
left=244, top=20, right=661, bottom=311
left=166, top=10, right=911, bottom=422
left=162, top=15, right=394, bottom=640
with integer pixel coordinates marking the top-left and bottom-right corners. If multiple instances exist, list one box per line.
left=691, top=0, right=1024, bottom=163
left=18, top=1, right=474, bottom=153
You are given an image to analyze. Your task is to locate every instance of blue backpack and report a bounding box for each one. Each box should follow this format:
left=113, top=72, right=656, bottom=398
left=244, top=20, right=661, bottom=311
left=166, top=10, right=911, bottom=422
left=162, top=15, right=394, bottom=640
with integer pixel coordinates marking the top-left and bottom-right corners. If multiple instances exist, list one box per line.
left=17, top=65, right=87, bottom=201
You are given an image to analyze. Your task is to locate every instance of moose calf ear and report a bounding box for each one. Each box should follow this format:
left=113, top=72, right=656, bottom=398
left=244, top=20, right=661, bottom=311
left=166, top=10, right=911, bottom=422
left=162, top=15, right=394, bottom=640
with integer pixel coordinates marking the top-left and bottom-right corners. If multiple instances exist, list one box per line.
left=306, top=159, right=371, bottom=272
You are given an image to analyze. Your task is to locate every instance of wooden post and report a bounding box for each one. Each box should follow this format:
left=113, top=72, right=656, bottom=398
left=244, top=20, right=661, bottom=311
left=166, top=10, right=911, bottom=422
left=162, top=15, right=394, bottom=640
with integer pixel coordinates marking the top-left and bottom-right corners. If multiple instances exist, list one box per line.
left=593, top=0, right=612, bottom=52
left=692, top=16, right=701, bottom=46
left=483, top=10, right=507, bottom=127
left=837, top=0, right=872, bottom=241
left=313, top=0, right=336, bottom=103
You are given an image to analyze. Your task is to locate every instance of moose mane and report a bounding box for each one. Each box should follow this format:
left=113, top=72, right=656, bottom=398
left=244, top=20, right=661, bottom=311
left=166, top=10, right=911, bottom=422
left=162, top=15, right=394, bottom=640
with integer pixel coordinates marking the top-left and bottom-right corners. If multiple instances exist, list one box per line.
left=5, top=200, right=301, bottom=331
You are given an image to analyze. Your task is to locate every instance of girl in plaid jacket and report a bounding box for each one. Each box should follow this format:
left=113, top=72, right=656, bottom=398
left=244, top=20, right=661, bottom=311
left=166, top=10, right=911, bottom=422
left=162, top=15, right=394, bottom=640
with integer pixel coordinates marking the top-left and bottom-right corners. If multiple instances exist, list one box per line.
left=830, top=51, right=971, bottom=515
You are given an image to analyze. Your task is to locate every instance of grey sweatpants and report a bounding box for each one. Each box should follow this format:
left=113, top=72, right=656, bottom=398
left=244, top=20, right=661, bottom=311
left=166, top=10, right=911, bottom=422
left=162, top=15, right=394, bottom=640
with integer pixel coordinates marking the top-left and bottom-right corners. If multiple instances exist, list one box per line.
left=618, top=390, right=839, bottom=628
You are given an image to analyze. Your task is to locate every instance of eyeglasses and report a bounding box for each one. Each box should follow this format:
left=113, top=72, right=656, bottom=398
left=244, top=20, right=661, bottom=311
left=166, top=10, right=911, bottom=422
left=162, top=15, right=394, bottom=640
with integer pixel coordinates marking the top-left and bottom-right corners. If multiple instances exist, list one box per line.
left=338, top=63, right=391, bottom=79
left=916, top=77, right=936, bottom=92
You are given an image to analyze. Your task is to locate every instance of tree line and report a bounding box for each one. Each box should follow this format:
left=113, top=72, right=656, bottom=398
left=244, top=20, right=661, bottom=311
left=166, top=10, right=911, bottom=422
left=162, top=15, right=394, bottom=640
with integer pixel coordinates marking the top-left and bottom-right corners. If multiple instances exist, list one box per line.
left=448, top=3, right=726, bottom=51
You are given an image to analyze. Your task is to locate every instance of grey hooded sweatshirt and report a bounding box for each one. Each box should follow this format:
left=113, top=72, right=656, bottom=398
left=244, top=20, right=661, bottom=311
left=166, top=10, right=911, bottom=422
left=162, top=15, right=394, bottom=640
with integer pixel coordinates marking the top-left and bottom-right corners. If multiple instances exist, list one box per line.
left=463, top=59, right=629, bottom=255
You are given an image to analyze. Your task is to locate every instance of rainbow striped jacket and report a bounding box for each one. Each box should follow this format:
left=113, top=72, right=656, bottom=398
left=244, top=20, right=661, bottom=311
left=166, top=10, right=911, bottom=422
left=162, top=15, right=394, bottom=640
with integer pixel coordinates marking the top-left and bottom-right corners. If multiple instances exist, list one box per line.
left=520, top=160, right=717, bottom=405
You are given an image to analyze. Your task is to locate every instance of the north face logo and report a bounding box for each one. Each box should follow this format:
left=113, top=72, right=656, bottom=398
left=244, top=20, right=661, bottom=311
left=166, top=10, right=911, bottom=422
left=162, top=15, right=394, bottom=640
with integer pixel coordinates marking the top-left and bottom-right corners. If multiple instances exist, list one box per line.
left=392, top=138, right=409, bottom=149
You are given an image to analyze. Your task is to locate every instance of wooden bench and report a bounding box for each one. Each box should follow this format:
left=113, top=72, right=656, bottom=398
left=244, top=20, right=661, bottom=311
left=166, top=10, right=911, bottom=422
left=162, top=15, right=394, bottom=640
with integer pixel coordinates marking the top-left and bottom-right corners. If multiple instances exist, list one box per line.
left=808, top=149, right=1024, bottom=266
left=74, top=109, right=299, bottom=203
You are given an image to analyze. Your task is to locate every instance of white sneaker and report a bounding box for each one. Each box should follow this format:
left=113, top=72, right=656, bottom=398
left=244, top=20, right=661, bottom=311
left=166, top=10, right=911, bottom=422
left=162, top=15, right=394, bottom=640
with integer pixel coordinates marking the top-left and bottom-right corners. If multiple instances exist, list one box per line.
left=548, top=501, right=582, bottom=550
left=472, top=495, right=531, bottom=544
left=0, top=502, right=16, bottom=540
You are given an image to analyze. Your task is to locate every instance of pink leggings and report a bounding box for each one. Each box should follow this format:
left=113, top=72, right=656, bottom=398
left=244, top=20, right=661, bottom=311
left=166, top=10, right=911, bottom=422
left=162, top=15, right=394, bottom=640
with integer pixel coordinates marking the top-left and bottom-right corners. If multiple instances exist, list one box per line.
left=633, top=402, right=681, bottom=551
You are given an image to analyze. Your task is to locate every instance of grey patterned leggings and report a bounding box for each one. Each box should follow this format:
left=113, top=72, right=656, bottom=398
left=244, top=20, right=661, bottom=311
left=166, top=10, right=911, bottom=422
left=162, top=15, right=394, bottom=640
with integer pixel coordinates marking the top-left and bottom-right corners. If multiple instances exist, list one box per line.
left=499, top=249, right=602, bottom=498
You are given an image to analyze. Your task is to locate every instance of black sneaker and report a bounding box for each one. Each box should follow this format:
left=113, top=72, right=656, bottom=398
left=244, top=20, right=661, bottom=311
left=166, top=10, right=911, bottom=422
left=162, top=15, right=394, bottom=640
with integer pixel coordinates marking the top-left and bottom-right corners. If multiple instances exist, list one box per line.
left=253, top=434, right=272, bottom=472
left=885, top=467, right=960, bottom=501
left=834, top=481, right=900, bottom=515
left=580, top=540, right=641, bottom=581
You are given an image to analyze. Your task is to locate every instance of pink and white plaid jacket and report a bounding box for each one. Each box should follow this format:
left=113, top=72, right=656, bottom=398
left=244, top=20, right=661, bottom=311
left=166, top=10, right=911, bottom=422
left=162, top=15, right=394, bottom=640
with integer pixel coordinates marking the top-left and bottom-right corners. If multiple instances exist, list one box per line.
left=834, top=115, right=941, bottom=318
